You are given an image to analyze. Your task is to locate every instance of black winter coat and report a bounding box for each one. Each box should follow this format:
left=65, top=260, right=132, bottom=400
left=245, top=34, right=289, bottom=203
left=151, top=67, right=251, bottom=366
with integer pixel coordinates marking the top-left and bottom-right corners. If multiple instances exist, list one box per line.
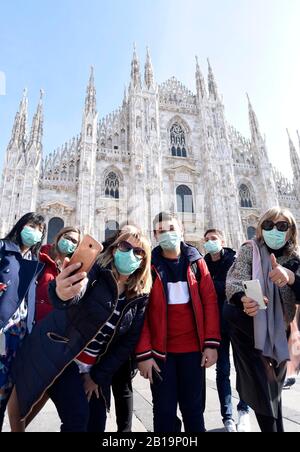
left=12, top=263, right=148, bottom=419
left=204, top=248, right=236, bottom=305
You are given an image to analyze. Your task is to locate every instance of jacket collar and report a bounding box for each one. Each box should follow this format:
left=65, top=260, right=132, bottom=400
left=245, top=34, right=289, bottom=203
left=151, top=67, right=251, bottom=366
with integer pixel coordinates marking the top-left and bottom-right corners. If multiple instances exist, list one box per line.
left=1, top=239, right=37, bottom=261
left=39, top=245, right=57, bottom=267
left=3, top=239, right=23, bottom=254
left=204, top=247, right=236, bottom=264
left=96, top=264, right=148, bottom=305
left=152, top=242, right=202, bottom=266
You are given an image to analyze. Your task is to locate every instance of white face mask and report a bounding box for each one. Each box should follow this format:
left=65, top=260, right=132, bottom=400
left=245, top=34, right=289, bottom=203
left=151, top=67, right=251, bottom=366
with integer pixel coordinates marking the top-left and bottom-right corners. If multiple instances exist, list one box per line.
left=158, top=231, right=181, bottom=251
left=204, top=240, right=222, bottom=255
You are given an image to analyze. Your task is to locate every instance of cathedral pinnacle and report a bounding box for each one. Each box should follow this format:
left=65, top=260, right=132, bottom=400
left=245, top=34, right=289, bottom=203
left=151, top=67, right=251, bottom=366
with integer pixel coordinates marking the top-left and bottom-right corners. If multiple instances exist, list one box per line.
left=195, top=56, right=207, bottom=99
left=144, top=47, right=154, bottom=90
left=207, top=59, right=219, bottom=101
left=85, top=66, right=97, bottom=116
left=247, top=93, right=263, bottom=144
left=130, top=43, right=142, bottom=90
left=287, top=129, right=300, bottom=182
left=9, top=88, right=28, bottom=149
left=29, top=89, right=44, bottom=146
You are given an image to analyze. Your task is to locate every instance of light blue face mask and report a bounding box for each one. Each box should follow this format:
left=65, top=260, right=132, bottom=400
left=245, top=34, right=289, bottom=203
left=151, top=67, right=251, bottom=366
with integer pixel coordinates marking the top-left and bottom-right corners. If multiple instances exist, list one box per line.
left=20, top=226, right=43, bottom=248
left=158, top=231, right=181, bottom=251
left=58, top=238, right=77, bottom=256
left=204, top=240, right=222, bottom=255
left=262, top=229, right=287, bottom=251
left=114, top=249, right=142, bottom=276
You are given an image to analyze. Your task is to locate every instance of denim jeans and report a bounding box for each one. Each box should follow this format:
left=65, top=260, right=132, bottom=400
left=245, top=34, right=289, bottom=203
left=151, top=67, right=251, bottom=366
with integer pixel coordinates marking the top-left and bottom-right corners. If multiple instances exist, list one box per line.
left=151, top=352, right=206, bottom=433
left=216, top=325, right=249, bottom=421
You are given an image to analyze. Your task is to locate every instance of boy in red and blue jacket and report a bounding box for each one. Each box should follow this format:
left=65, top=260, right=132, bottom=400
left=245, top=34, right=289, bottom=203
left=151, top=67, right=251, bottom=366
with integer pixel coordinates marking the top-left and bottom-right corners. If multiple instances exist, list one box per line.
left=136, top=212, right=220, bottom=432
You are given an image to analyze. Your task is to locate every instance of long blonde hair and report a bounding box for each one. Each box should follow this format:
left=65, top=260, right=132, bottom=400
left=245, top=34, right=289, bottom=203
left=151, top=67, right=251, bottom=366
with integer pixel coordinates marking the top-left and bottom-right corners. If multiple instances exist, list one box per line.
left=256, top=207, right=299, bottom=255
left=98, top=230, right=152, bottom=297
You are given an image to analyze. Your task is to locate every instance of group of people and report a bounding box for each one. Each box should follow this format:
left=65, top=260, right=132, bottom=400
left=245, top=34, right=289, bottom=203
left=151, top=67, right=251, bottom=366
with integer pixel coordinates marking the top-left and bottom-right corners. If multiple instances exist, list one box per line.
left=0, top=206, right=300, bottom=433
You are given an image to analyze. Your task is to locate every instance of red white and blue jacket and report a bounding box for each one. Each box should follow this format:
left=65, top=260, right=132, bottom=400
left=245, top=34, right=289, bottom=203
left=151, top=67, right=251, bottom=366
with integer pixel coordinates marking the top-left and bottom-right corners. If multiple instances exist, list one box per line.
left=136, top=243, right=221, bottom=362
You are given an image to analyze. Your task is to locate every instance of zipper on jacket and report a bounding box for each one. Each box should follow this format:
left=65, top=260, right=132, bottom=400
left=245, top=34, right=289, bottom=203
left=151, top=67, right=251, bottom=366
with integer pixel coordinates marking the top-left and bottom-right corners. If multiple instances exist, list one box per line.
left=153, top=267, right=168, bottom=358
left=22, top=291, right=145, bottom=421
left=187, top=266, right=203, bottom=351
left=92, top=296, right=144, bottom=412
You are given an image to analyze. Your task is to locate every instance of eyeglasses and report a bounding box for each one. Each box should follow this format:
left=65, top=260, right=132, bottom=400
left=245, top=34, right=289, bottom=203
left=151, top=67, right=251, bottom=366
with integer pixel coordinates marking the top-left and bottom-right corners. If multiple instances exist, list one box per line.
left=63, top=234, right=79, bottom=245
left=262, top=220, right=291, bottom=233
left=117, top=241, right=145, bottom=259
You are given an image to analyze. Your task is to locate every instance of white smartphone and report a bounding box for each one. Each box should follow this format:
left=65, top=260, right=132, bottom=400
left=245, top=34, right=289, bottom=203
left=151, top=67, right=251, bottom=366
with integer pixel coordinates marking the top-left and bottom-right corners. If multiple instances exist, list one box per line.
left=242, top=280, right=267, bottom=310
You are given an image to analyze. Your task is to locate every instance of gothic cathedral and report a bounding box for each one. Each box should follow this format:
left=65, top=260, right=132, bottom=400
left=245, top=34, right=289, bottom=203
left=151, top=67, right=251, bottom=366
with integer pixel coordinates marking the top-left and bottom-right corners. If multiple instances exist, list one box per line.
left=1, top=48, right=300, bottom=248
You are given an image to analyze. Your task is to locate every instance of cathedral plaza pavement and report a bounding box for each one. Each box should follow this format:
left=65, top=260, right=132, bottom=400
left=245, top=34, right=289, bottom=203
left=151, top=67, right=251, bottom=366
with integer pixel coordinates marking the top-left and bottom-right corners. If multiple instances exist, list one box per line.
left=3, top=366, right=300, bottom=433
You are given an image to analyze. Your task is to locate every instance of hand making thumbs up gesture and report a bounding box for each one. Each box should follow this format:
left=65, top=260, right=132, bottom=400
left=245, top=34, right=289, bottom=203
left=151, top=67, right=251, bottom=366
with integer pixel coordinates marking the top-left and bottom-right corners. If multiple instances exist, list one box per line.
left=269, top=254, right=295, bottom=288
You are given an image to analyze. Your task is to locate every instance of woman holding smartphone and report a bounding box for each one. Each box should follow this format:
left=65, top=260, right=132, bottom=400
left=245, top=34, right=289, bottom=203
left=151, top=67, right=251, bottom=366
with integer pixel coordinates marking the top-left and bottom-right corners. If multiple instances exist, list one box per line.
left=11, top=229, right=152, bottom=432
left=225, top=207, right=300, bottom=432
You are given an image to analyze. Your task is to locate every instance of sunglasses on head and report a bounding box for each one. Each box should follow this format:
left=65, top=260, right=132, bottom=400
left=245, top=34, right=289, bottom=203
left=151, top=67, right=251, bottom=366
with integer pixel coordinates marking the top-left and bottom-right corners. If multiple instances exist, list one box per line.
left=117, top=241, right=145, bottom=259
left=262, top=220, right=291, bottom=232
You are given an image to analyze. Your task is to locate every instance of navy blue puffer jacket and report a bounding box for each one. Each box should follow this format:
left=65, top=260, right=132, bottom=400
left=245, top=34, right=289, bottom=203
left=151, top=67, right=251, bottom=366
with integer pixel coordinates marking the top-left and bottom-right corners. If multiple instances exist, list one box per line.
left=12, top=263, right=148, bottom=419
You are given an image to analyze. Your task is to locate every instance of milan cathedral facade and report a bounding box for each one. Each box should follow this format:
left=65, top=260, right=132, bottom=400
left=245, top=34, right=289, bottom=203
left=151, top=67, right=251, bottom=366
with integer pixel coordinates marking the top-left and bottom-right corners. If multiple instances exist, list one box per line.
left=1, top=48, right=300, bottom=248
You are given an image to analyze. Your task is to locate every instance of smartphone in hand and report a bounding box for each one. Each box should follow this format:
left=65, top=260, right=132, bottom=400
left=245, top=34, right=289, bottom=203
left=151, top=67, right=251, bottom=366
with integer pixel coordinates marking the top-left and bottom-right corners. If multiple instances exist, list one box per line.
left=66, top=235, right=103, bottom=275
left=242, top=280, right=267, bottom=310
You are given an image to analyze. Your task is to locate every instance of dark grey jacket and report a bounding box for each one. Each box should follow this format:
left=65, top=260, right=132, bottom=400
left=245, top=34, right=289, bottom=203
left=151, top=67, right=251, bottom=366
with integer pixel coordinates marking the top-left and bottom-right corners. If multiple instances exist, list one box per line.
left=12, top=263, right=148, bottom=419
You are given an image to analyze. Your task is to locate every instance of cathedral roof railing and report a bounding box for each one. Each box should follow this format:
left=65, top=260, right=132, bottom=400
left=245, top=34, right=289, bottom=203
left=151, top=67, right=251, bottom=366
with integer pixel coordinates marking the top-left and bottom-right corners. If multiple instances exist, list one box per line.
left=96, top=146, right=130, bottom=162
left=273, top=166, right=296, bottom=197
left=159, top=77, right=198, bottom=114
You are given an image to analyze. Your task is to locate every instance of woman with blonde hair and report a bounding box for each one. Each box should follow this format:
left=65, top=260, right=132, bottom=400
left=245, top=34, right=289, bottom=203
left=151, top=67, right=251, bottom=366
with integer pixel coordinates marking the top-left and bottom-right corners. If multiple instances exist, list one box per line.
left=11, top=229, right=152, bottom=432
left=225, top=207, right=300, bottom=432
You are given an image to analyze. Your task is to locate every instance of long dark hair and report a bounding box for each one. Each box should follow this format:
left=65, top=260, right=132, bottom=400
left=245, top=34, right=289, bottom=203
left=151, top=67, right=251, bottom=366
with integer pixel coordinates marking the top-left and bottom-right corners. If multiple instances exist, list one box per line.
left=4, top=212, right=46, bottom=256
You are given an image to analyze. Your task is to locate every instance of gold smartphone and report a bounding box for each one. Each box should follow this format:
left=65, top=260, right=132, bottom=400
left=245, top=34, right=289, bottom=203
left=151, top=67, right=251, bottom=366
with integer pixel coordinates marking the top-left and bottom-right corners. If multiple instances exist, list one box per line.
left=66, top=234, right=103, bottom=275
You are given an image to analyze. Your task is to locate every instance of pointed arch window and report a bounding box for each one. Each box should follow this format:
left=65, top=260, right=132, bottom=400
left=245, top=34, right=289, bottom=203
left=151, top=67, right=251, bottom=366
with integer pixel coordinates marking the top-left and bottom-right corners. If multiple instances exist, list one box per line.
left=87, top=124, right=92, bottom=137
left=120, top=129, right=126, bottom=150
left=107, top=137, right=112, bottom=149
left=239, top=184, right=253, bottom=208
left=105, top=172, right=120, bottom=199
left=105, top=220, right=120, bottom=241
left=136, top=116, right=142, bottom=129
left=176, top=185, right=194, bottom=213
left=69, top=163, right=75, bottom=181
left=114, top=133, right=119, bottom=149
left=247, top=226, right=256, bottom=240
left=48, top=217, right=64, bottom=244
left=170, top=123, right=187, bottom=158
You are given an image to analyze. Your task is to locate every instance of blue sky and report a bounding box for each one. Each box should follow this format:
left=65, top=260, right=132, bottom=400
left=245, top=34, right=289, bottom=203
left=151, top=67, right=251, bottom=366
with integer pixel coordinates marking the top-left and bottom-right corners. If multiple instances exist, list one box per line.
left=0, top=0, right=300, bottom=178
